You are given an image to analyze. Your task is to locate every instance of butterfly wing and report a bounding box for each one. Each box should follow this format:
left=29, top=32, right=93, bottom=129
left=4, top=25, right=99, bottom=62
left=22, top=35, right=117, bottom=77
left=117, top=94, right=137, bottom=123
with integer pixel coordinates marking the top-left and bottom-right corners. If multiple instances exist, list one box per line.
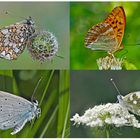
left=85, top=6, right=126, bottom=54
left=0, top=91, right=33, bottom=130
left=104, top=6, right=126, bottom=52
left=85, top=22, right=118, bottom=52
left=0, top=21, right=34, bottom=60
left=123, top=91, right=140, bottom=116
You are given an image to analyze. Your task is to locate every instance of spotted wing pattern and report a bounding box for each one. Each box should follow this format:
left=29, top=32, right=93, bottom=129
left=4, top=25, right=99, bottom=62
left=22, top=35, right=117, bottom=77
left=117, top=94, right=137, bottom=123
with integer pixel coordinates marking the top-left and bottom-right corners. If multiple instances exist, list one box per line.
left=123, top=91, right=140, bottom=116
left=85, top=6, right=126, bottom=54
left=0, top=17, right=35, bottom=60
left=0, top=91, right=33, bottom=132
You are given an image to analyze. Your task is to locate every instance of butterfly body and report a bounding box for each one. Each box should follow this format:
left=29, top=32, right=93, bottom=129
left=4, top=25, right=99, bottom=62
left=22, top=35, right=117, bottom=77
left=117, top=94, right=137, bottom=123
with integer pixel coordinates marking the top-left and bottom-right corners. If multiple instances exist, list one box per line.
left=0, top=91, right=41, bottom=135
left=117, top=91, right=140, bottom=116
left=85, top=6, right=126, bottom=55
left=0, top=17, right=35, bottom=60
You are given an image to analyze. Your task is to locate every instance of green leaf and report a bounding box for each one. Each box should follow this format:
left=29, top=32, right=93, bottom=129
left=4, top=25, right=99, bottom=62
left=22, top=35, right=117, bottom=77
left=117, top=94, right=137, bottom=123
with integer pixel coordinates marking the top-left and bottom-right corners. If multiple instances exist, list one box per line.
left=57, top=70, right=70, bottom=138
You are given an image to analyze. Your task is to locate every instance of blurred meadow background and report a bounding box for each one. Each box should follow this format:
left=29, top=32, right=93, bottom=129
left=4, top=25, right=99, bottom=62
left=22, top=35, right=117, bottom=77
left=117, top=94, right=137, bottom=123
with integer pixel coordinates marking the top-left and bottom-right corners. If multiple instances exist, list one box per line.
left=71, top=2, right=140, bottom=70
left=0, top=70, right=69, bottom=138
left=71, top=71, right=140, bottom=138
left=0, top=2, right=69, bottom=69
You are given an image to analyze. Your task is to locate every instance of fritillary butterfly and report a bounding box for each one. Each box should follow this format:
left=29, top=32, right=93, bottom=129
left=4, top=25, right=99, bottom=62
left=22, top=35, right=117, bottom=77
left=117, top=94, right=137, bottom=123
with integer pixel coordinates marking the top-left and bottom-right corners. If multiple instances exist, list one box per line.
left=0, top=16, right=35, bottom=60
left=85, top=6, right=126, bottom=55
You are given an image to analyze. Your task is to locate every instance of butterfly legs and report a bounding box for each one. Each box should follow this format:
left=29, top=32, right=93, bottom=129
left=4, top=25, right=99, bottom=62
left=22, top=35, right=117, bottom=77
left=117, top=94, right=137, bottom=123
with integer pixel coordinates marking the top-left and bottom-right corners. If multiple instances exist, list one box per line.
left=108, top=52, right=115, bottom=58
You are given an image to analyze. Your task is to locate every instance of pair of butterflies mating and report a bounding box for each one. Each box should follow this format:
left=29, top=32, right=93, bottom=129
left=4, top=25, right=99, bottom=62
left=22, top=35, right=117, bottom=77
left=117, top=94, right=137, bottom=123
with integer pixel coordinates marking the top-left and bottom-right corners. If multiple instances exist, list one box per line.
left=0, top=16, right=35, bottom=60
left=85, top=6, right=126, bottom=56
left=0, top=78, right=41, bottom=135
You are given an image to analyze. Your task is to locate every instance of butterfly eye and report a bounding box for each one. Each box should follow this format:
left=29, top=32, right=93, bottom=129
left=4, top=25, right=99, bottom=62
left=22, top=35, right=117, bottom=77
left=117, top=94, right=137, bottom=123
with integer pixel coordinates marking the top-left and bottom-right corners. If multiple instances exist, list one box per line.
left=33, top=100, right=38, bottom=105
left=117, top=95, right=123, bottom=101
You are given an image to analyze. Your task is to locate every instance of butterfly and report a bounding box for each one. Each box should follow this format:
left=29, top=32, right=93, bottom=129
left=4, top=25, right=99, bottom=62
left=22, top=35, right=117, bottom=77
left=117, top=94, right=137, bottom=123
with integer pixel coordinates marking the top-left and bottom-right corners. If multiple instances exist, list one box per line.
left=117, top=92, right=140, bottom=116
left=0, top=16, right=35, bottom=60
left=111, top=78, right=140, bottom=116
left=0, top=91, right=41, bottom=135
left=85, top=6, right=126, bottom=55
left=0, top=78, right=41, bottom=135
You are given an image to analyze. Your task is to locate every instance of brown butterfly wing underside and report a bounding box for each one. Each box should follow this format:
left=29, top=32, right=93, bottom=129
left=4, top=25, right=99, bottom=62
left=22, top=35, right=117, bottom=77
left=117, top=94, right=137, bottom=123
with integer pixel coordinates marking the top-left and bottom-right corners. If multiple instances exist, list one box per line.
left=85, top=6, right=126, bottom=54
left=0, top=17, right=35, bottom=60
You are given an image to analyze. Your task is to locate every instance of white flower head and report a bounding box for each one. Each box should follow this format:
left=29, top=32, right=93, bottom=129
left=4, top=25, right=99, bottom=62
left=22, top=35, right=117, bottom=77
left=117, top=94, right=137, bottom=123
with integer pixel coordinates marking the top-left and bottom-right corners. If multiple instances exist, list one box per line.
left=71, top=103, right=140, bottom=128
left=97, top=56, right=123, bottom=70
left=28, top=30, right=58, bottom=62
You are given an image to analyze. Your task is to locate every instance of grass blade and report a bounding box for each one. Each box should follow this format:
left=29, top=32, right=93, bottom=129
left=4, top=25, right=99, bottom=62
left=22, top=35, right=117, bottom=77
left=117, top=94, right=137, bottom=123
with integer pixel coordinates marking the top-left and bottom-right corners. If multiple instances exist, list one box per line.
left=40, top=105, right=58, bottom=138
left=57, top=70, right=70, bottom=138
left=39, top=70, right=54, bottom=106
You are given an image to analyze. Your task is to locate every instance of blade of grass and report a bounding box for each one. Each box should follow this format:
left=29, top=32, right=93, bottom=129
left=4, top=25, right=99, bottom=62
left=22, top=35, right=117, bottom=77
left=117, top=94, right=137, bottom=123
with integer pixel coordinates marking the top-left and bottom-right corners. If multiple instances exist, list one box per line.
left=12, top=75, right=19, bottom=96
left=0, top=70, right=13, bottom=92
left=62, top=98, right=70, bottom=138
left=39, top=105, right=58, bottom=138
left=57, top=70, right=70, bottom=138
left=39, top=70, right=54, bottom=106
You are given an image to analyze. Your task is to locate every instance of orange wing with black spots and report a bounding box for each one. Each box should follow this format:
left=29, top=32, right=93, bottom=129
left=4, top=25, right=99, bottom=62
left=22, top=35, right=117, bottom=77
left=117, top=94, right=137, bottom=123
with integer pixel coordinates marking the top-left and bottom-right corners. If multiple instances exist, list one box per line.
left=104, top=6, right=126, bottom=51
left=85, top=6, right=126, bottom=54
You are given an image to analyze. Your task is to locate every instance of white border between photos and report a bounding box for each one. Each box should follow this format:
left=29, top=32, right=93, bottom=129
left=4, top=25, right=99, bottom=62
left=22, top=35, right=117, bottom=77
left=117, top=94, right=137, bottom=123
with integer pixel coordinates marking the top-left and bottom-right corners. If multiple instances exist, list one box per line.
left=0, top=0, right=139, bottom=1
left=0, top=138, right=137, bottom=139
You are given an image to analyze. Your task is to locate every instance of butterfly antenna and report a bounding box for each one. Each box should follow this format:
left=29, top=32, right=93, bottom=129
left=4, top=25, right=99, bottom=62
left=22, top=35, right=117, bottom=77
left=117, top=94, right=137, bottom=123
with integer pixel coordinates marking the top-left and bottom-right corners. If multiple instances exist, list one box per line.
left=125, top=43, right=140, bottom=46
left=123, top=43, right=140, bottom=48
left=31, top=77, right=42, bottom=103
left=110, top=78, right=121, bottom=95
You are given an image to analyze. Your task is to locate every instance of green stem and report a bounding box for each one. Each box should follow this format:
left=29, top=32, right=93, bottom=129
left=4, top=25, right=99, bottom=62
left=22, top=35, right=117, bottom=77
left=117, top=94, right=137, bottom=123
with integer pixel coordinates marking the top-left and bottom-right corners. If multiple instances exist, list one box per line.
left=39, top=105, right=58, bottom=138
left=106, top=129, right=110, bottom=138
left=62, top=99, right=70, bottom=138
left=39, top=70, right=54, bottom=106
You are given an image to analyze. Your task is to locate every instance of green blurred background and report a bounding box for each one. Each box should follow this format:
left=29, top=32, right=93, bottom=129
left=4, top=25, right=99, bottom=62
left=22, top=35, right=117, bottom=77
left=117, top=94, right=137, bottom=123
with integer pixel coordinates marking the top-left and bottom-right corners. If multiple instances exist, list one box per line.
left=0, top=2, right=69, bottom=69
left=71, top=71, right=140, bottom=138
left=70, top=2, right=140, bottom=69
left=0, top=70, right=69, bottom=138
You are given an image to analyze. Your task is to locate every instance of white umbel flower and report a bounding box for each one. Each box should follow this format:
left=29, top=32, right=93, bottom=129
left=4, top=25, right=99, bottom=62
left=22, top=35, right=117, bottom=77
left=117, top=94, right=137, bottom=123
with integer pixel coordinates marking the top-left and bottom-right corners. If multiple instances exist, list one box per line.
left=97, top=56, right=123, bottom=70
left=71, top=103, right=140, bottom=128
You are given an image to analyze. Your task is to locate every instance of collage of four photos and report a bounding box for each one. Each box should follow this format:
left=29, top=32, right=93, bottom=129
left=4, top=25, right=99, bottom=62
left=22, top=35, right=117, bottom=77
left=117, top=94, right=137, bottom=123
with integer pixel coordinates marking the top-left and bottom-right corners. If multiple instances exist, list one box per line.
left=0, top=1, right=139, bottom=138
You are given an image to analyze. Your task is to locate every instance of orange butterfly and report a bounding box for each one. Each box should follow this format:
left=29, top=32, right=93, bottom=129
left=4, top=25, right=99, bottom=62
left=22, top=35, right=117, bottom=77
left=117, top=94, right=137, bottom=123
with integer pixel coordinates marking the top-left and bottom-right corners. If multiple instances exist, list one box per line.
left=85, top=6, right=126, bottom=55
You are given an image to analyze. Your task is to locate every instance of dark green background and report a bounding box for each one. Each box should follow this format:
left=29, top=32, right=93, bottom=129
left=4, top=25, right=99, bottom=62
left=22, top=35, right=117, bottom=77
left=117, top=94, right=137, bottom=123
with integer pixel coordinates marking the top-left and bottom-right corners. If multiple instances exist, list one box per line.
left=71, top=2, right=140, bottom=69
left=71, top=71, right=140, bottom=138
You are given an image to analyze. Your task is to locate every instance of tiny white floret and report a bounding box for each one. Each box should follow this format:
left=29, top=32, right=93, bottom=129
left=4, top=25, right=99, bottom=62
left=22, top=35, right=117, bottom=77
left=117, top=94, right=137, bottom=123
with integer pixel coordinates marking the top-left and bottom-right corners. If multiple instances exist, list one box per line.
left=133, top=100, right=137, bottom=104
